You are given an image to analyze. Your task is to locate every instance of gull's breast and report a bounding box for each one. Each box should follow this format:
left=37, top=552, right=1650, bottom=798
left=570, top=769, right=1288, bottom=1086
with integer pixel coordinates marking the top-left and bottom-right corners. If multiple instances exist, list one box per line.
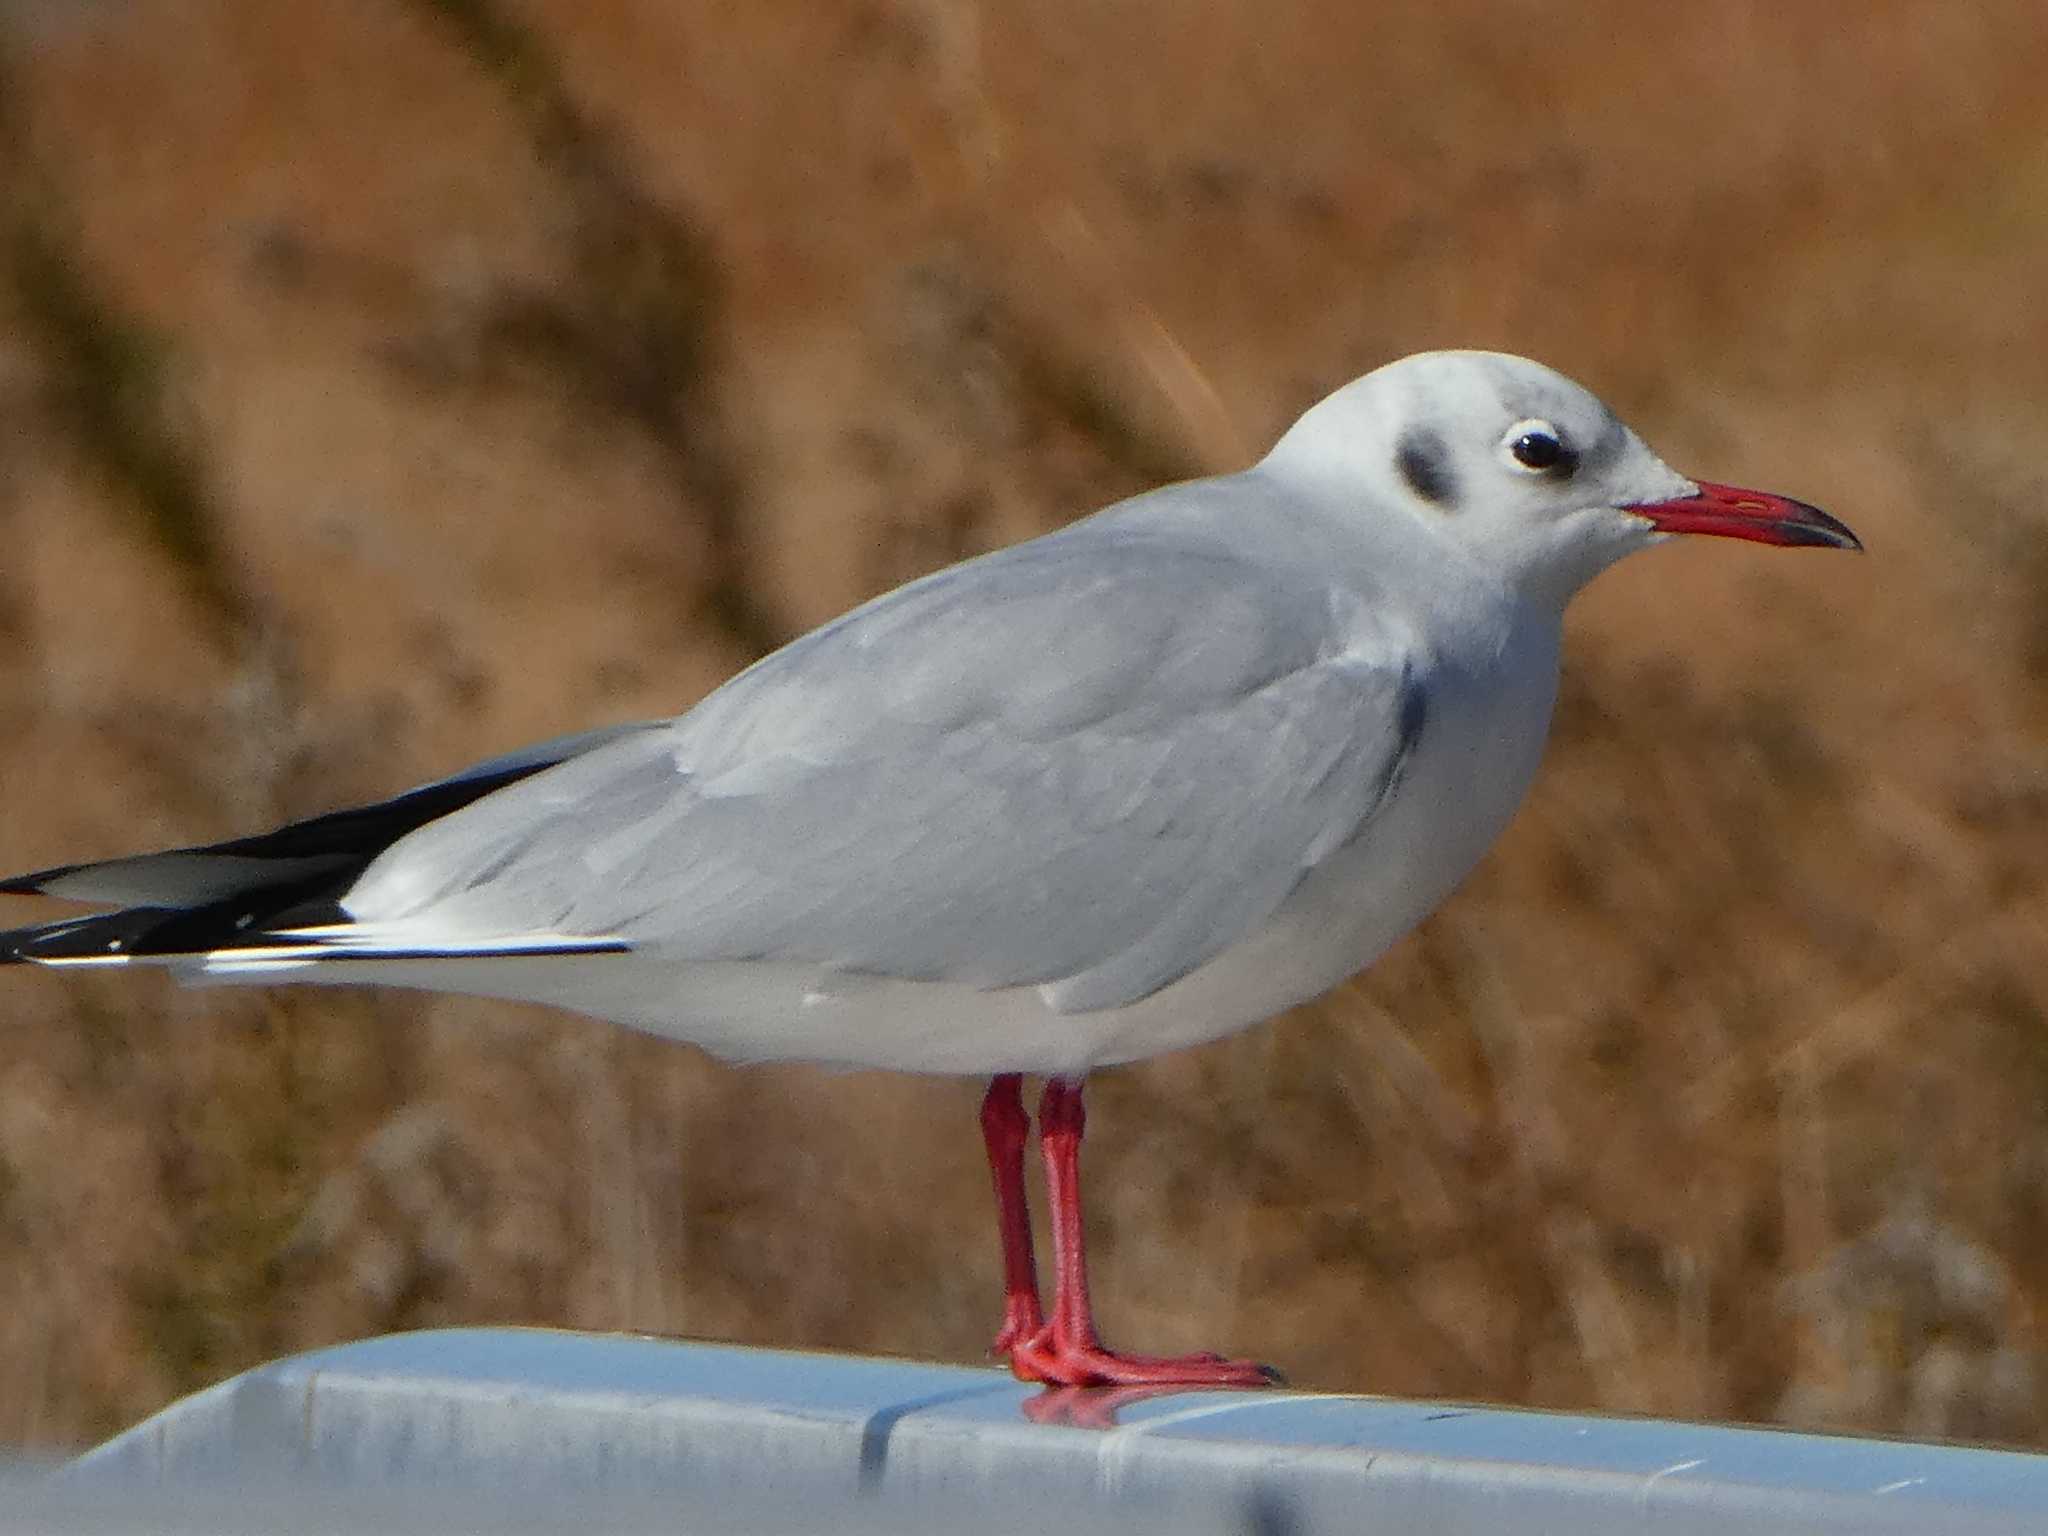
left=1078, top=597, right=1564, bottom=1067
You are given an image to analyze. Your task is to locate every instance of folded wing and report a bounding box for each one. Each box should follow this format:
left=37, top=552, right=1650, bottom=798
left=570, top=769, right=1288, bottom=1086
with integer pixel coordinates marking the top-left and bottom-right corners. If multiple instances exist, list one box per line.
left=341, top=523, right=1428, bottom=1012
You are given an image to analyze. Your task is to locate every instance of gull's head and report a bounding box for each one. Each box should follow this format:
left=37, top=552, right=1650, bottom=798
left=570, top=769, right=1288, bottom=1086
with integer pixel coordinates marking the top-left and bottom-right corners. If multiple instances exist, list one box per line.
left=1262, top=351, right=1858, bottom=609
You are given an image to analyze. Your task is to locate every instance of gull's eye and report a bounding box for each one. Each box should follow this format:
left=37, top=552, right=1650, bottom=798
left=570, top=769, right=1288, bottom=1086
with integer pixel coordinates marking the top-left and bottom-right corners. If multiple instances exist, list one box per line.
left=1504, top=420, right=1576, bottom=475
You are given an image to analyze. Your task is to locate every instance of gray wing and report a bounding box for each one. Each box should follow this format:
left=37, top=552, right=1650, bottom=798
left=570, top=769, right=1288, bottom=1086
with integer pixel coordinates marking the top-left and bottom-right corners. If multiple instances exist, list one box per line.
left=345, top=519, right=1426, bottom=1013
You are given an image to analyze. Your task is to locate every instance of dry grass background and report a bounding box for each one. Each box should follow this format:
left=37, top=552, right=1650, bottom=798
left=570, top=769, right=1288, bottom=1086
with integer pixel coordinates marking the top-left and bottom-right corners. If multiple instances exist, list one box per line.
left=1, top=0, right=2046, bottom=1450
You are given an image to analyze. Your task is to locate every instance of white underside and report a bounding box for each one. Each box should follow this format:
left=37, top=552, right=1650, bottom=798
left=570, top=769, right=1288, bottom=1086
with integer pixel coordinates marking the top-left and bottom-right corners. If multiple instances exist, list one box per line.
left=179, top=846, right=1439, bottom=1077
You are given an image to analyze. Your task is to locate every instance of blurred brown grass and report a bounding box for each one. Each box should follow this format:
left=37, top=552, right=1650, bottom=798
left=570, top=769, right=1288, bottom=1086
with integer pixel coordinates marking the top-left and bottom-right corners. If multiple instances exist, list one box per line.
left=2, top=0, right=2046, bottom=1448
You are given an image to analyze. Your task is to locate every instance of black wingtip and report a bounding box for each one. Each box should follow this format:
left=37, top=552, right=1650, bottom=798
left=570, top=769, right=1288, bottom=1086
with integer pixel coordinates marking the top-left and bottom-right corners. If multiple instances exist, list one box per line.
left=1, top=909, right=168, bottom=962
left=0, top=866, right=69, bottom=896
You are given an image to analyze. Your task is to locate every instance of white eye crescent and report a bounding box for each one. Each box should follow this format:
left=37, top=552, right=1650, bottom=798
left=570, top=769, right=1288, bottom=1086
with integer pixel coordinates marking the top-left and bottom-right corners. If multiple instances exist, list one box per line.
left=1502, top=419, right=1576, bottom=475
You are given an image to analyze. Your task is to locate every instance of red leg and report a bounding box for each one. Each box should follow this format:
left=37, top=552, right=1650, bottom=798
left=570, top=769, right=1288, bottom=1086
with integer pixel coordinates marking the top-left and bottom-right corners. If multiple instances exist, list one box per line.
left=980, top=1074, right=1043, bottom=1355
left=1008, top=1077, right=1277, bottom=1388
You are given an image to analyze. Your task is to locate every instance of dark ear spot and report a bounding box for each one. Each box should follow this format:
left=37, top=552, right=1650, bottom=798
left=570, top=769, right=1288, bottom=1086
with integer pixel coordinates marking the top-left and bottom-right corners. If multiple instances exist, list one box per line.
left=1395, top=428, right=1457, bottom=508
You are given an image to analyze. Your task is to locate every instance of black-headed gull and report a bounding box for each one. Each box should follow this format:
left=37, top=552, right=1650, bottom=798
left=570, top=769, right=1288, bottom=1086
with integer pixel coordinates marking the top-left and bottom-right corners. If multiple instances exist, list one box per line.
left=2, top=351, right=1857, bottom=1387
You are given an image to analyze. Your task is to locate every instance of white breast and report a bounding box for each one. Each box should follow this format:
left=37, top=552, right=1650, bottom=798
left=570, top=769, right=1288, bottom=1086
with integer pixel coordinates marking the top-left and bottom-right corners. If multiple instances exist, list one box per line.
left=1072, top=594, right=1562, bottom=1068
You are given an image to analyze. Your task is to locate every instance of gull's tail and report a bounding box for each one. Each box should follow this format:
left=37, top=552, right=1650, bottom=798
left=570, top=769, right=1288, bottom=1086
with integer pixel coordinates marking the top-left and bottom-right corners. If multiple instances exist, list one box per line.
left=1, top=723, right=656, bottom=974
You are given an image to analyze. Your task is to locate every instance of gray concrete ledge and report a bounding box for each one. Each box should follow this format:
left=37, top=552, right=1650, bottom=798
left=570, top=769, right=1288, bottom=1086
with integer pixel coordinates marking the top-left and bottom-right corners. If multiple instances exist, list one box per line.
left=24, top=1328, right=2048, bottom=1534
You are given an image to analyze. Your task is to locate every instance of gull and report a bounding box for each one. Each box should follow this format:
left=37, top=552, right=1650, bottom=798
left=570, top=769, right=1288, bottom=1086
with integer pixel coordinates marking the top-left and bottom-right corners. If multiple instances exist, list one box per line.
left=0, top=351, right=1858, bottom=1388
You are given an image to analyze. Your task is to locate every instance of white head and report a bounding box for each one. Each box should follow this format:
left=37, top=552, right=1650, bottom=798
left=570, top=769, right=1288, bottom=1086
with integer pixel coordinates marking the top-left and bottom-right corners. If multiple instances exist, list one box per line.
left=1263, top=351, right=1856, bottom=609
